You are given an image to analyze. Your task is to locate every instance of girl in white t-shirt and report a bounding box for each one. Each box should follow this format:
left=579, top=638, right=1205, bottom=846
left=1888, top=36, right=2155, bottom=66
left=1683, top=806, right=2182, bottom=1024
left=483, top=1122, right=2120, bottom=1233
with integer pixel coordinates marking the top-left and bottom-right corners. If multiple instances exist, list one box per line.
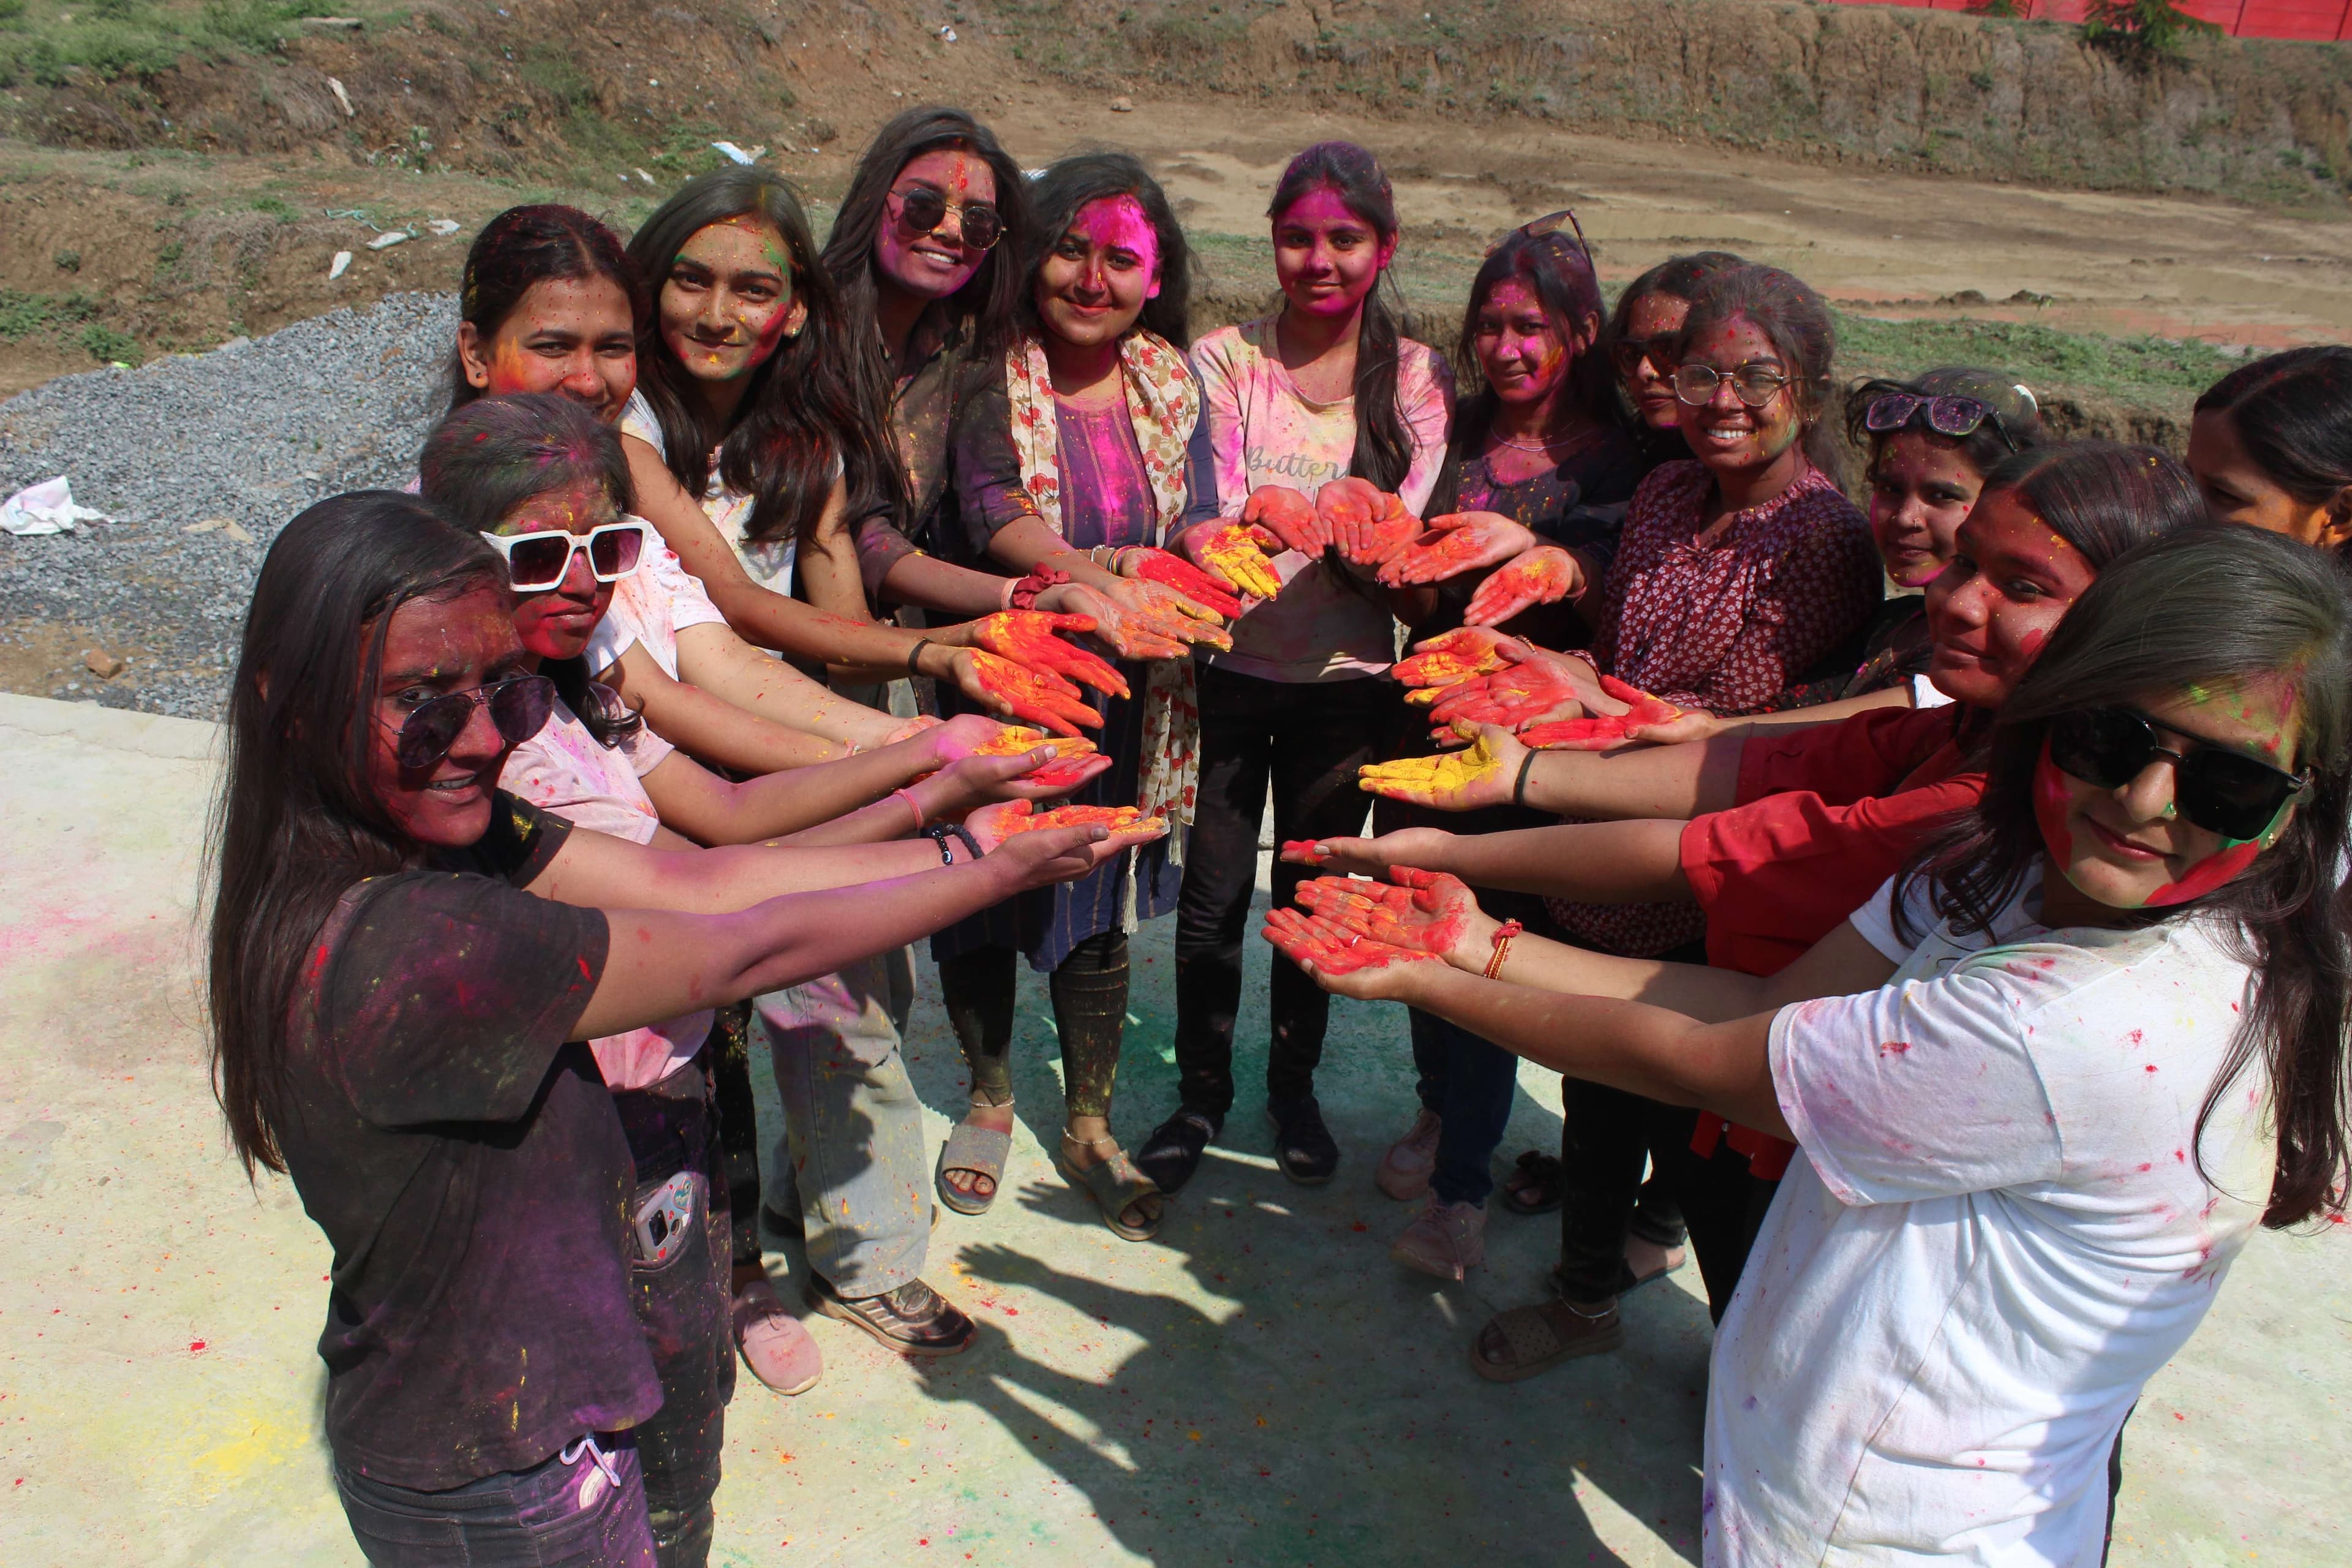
left=1265, top=524, right=2352, bottom=1566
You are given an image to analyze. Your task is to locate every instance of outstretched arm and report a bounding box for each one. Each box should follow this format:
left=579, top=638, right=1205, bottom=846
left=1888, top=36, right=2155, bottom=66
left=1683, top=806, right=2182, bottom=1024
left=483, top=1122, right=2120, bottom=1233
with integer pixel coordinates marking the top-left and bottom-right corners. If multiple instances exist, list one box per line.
left=568, top=824, right=1147, bottom=1038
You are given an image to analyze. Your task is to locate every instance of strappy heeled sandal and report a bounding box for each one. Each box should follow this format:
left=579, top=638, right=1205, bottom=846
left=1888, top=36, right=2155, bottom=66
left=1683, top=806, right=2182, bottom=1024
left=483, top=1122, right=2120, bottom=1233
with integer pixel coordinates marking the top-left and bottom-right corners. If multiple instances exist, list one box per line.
left=1054, top=1133, right=1165, bottom=1242
left=935, top=1101, right=1014, bottom=1216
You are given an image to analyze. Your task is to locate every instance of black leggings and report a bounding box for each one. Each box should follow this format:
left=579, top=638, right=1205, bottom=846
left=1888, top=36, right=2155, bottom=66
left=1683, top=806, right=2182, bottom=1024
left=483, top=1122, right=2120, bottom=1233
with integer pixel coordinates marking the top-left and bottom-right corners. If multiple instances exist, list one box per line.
left=940, top=930, right=1131, bottom=1120
left=1172, top=665, right=1388, bottom=1115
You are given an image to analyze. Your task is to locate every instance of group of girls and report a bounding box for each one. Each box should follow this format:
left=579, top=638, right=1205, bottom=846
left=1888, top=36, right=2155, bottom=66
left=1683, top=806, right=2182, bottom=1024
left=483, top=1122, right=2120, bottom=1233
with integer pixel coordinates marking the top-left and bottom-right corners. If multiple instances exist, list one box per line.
left=200, top=92, right=2352, bottom=1566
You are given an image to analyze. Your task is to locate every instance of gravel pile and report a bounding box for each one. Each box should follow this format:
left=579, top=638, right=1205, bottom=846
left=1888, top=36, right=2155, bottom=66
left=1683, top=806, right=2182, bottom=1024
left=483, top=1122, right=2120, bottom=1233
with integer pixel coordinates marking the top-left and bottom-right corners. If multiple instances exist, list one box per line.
left=0, top=293, right=460, bottom=718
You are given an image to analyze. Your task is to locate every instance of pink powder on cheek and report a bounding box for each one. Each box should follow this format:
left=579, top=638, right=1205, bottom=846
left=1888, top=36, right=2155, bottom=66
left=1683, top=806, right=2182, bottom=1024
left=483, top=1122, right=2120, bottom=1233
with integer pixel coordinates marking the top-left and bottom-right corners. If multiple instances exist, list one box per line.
left=2144, top=837, right=2265, bottom=908
left=2032, top=740, right=2077, bottom=870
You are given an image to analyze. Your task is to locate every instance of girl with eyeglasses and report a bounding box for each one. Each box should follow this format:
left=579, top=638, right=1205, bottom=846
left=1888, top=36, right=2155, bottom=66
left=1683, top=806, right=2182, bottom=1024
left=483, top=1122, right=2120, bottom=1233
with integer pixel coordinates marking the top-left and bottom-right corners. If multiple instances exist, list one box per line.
left=1272, top=523, right=2352, bottom=1563
left=207, top=491, right=1148, bottom=1566
left=2188, top=344, right=2352, bottom=551
left=1128, top=140, right=1454, bottom=1196
left=1338, top=442, right=2207, bottom=1373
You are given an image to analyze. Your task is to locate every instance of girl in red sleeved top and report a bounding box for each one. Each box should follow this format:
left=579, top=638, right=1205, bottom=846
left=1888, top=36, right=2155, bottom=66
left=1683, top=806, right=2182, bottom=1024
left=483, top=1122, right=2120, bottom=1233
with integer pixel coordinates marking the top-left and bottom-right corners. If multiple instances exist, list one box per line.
left=1331, top=441, right=2209, bottom=1379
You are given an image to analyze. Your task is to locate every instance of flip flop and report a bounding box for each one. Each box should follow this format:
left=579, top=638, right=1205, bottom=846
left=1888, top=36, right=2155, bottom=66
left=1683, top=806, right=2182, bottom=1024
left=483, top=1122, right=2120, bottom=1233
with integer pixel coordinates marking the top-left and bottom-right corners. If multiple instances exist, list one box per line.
left=1496, top=1150, right=1564, bottom=1216
left=1055, top=1134, right=1164, bottom=1242
left=935, top=1114, right=1014, bottom=1216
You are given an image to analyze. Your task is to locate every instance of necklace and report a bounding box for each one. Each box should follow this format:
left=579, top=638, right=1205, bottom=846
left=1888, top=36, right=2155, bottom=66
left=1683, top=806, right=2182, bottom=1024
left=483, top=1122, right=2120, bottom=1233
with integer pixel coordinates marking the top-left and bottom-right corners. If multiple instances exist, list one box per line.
left=1491, top=433, right=1559, bottom=453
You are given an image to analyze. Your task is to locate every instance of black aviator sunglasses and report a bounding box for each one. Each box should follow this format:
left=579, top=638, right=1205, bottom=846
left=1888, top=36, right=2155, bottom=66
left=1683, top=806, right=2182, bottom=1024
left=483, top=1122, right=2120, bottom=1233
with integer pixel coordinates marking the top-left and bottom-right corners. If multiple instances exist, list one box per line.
left=392, top=674, right=556, bottom=773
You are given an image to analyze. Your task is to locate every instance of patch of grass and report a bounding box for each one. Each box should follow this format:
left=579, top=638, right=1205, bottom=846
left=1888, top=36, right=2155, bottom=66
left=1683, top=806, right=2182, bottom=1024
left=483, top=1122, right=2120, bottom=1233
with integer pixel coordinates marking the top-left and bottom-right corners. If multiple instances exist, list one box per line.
left=0, top=287, right=100, bottom=341
left=1833, top=311, right=2236, bottom=409
left=0, top=0, right=367, bottom=87
left=81, top=321, right=141, bottom=363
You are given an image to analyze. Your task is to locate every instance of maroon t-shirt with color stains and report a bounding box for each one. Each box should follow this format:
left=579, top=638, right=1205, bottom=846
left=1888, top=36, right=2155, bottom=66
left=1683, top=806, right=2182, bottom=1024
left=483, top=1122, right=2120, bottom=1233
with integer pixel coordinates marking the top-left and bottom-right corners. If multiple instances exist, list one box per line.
left=276, top=794, right=658, bottom=1490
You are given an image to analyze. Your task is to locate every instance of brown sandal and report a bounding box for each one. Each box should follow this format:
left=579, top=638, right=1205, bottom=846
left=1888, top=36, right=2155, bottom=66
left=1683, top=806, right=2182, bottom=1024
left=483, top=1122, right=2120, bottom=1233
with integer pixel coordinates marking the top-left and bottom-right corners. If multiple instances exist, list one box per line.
left=1469, top=1295, right=1623, bottom=1383
left=1055, top=1133, right=1164, bottom=1241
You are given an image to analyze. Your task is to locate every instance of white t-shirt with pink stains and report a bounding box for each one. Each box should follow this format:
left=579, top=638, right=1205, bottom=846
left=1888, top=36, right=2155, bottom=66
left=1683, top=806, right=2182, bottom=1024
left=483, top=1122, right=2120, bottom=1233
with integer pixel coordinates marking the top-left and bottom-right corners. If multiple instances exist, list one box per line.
left=499, top=693, right=710, bottom=1091
left=1189, top=316, right=1453, bottom=683
left=584, top=533, right=730, bottom=682
left=1706, top=870, right=2271, bottom=1567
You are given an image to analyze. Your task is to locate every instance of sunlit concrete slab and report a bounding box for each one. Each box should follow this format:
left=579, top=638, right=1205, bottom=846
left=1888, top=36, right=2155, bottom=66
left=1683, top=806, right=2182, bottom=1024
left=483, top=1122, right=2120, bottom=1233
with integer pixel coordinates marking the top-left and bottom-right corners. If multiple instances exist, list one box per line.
left=0, top=693, right=2340, bottom=1566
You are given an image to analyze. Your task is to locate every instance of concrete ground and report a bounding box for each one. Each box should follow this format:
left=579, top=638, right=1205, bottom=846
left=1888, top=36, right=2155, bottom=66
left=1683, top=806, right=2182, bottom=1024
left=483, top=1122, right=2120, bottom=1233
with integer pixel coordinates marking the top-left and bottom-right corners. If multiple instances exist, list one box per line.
left=0, top=691, right=2342, bottom=1566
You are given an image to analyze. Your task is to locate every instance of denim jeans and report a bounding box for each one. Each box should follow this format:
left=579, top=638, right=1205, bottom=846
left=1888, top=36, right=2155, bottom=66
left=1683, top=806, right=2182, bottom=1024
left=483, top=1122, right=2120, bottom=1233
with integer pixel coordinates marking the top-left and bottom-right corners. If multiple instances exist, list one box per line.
left=757, top=948, right=927, bottom=1295
left=1172, top=665, right=1388, bottom=1115
left=336, top=1433, right=655, bottom=1567
left=1409, top=1008, right=1522, bottom=1207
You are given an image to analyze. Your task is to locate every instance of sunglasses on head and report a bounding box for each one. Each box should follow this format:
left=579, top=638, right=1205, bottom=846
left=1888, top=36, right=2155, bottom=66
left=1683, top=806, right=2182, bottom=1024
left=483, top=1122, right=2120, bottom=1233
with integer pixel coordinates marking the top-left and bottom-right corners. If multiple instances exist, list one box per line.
left=478, top=521, right=649, bottom=592
left=1865, top=392, right=2019, bottom=453
left=394, top=674, right=556, bottom=772
left=1672, top=360, right=1791, bottom=409
left=1490, top=207, right=1591, bottom=260
left=890, top=186, right=1003, bottom=251
left=2048, top=706, right=2310, bottom=843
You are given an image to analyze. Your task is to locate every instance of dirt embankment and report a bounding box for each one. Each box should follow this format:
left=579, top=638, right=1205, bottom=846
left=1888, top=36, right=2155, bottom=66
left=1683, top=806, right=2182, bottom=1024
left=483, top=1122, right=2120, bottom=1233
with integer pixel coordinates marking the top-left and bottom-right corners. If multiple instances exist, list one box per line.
left=9, top=0, right=2352, bottom=205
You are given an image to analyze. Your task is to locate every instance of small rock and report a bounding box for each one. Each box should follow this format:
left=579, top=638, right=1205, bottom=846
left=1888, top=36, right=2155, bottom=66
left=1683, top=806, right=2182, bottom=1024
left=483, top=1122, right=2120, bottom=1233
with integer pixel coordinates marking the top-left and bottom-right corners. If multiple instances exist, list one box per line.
left=426, top=219, right=461, bottom=237
left=184, top=518, right=228, bottom=533
left=1110, top=96, right=1134, bottom=113
left=224, top=521, right=255, bottom=544
left=301, top=15, right=364, bottom=31
left=328, top=250, right=353, bottom=281
left=326, top=77, right=356, bottom=118
left=368, top=230, right=410, bottom=252
left=84, top=649, right=126, bottom=680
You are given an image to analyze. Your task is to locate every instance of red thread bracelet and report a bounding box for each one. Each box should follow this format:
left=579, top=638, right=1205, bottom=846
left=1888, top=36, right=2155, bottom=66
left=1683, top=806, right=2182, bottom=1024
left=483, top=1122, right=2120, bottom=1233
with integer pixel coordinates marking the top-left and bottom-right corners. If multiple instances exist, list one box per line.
left=1483, top=919, right=1525, bottom=981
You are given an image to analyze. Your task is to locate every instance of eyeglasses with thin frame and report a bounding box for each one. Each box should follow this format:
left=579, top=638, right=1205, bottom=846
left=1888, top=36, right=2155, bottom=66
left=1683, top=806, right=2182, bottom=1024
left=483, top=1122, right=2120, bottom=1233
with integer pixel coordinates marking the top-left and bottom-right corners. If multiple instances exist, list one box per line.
left=478, top=521, right=649, bottom=592
left=2047, top=706, right=2310, bottom=843
left=392, top=674, right=556, bottom=772
left=1865, top=392, right=2019, bottom=453
left=890, top=185, right=1004, bottom=251
left=1672, top=361, right=1792, bottom=409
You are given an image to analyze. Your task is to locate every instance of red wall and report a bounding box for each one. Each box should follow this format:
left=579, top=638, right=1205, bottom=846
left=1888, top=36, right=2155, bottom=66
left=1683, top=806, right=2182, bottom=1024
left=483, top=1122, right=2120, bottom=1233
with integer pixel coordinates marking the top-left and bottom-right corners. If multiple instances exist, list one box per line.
left=1826, top=0, right=2352, bottom=42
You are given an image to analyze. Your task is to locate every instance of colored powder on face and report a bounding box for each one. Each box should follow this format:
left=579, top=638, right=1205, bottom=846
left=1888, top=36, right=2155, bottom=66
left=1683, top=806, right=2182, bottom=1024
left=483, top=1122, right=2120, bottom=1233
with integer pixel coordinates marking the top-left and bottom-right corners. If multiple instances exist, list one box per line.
left=1272, top=186, right=1384, bottom=312
left=2032, top=737, right=2078, bottom=872
left=2143, top=836, right=2265, bottom=908
left=1068, top=196, right=1160, bottom=282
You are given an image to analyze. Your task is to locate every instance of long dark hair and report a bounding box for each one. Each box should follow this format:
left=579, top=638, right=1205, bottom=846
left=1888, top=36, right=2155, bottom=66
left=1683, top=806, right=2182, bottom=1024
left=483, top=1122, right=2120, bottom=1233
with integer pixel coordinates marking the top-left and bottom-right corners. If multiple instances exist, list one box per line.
left=1672, top=262, right=1844, bottom=484
left=1603, top=250, right=1744, bottom=398
left=206, top=494, right=506, bottom=1176
left=821, top=106, right=1031, bottom=389
left=418, top=392, right=642, bottom=750
left=2194, top=345, right=2352, bottom=511
left=447, top=205, right=642, bottom=412
left=1267, top=141, right=1415, bottom=494
left=1846, top=366, right=2049, bottom=484
left=627, top=168, right=910, bottom=551
left=1450, top=227, right=1617, bottom=454
left=1020, top=152, right=1194, bottom=349
left=1900, top=526, right=2352, bottom=1227
left=1970, top=440, right=2206, bottom=570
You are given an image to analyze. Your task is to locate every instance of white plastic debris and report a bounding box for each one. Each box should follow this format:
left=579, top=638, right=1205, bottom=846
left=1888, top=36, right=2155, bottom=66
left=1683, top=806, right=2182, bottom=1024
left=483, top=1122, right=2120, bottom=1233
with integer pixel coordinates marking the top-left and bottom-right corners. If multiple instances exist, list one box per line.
left=2, top=477, right=111, bottom=537
left=368, top=230, right=410, bottom=251
left=426, top=218, right=461, bottom=237
left=328, top=250, right=353, bottom=280
left=711, top=141, right=757, bottom=166
left=939, top=24, right=956, bottom=40
left=327, top=77, right=355, bottom=118
left=635, top=168, right=658, bottom=186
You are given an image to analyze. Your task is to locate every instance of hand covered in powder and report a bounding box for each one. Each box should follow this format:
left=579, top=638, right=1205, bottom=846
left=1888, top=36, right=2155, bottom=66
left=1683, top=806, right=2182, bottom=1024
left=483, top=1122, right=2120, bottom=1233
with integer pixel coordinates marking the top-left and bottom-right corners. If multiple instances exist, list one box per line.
left=965, top=650, right=1104, bottom=737
left=1464, top=546, right=1585, bottom=627
left=1316, top=477, right=1419, bottom=569
left=1279, top=826, right=1457, bottom=880
left=986, top=817, right=1150, bottom=886
left=1261, top=907, right=1441, bottom=1000
left=1355, top=727, right=1526, bottom=813
left=1422, top=658, right=1588, bottom=737
left=981, top=801, right=1168, bottom=846
left=1517, top=676, right=1686, bottom=750
left=1191, top=522, right=1286, bottom=601
left=962, top=725, right=1109, bottom=791
left=973, top=611, right=1129, bottom=699
left=1242, top=484, right=1326, bottom=556
left=1392, top=627, right=1515, bottom=690
left=1294, top=867, right=1489, bottom=965
left=1378, top=511, right=1540, bottom=587
left=1118, top=546, right=1243, bottom=621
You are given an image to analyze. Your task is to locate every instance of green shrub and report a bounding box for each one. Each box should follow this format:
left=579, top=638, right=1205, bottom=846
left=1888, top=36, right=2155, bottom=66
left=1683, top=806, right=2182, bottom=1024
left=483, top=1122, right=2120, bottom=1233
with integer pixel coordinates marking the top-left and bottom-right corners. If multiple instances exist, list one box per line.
left=82, top=322, right=143, bottom=364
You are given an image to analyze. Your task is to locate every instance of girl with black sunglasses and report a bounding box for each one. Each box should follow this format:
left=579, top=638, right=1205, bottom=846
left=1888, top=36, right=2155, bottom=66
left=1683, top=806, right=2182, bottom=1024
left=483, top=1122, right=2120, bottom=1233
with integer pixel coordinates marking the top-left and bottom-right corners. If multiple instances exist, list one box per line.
left=206, top=491, right=1151, bottom=1566
left=1270, top=524, right=2352, bottom=1561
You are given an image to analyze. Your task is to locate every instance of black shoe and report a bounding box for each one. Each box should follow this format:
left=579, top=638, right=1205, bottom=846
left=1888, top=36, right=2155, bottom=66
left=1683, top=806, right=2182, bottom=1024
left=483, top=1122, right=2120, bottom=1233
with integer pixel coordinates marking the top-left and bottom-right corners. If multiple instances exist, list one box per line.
left=1136, top=1109, right=1222, bottom=1195
left=1266, top=1095, right=1339, bottom=1186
